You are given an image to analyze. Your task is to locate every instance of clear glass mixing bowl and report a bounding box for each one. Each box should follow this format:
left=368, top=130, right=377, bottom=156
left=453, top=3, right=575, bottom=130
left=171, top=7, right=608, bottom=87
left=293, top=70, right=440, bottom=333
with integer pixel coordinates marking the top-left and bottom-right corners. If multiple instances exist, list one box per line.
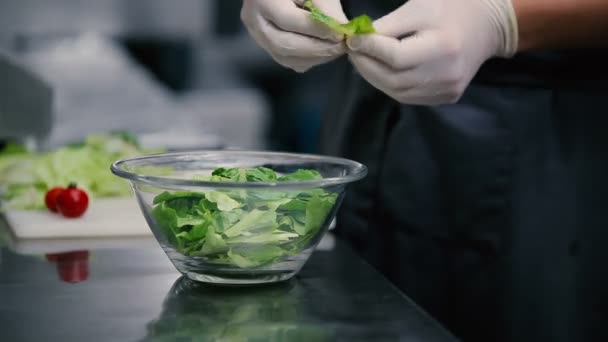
left=111, top=151, right=367, bottom=285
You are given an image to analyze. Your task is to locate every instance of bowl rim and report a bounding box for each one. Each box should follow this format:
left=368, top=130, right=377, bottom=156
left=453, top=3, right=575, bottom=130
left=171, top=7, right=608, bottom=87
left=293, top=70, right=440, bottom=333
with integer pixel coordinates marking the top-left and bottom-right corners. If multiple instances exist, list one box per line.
left=111, top=150, right=368, bottom=190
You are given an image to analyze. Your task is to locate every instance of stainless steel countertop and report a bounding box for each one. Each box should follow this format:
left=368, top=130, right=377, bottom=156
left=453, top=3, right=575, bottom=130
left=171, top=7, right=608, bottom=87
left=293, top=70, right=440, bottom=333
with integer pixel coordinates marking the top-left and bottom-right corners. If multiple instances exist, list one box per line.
left=0, top=226, right=457, bottom=341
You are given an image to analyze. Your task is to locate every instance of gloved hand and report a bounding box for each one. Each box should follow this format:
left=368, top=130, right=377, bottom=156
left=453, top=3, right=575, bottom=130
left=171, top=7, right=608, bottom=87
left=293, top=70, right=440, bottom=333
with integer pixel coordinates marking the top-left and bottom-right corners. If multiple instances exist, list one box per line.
left=241, top=0, right=348, bottom=73
left=347, top=0, right=519, bottom=105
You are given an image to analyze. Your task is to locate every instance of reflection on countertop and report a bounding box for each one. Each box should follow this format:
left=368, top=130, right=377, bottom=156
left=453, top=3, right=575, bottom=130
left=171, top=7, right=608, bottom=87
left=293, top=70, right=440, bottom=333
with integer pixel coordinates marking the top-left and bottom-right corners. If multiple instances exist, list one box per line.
left=143, top=277, right=334, bottom=341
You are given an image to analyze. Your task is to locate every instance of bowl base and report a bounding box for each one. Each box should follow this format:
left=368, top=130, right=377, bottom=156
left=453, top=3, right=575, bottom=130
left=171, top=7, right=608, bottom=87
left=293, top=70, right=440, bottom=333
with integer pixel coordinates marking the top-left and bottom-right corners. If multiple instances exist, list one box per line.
left=184, top=270, right=297, bottom=285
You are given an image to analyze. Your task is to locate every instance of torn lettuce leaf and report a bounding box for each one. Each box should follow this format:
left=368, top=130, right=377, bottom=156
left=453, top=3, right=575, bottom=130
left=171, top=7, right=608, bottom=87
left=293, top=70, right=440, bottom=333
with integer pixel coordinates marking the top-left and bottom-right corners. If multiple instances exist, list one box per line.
left=304, top=0, right=375, bottom=36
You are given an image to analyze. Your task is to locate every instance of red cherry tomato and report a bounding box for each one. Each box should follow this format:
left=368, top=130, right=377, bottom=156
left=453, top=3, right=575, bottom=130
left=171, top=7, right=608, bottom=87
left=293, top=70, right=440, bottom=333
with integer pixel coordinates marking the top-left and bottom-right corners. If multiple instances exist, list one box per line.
left=57, top=183, right=89, bottom=218
left=45, top=187, right=66, bottom=212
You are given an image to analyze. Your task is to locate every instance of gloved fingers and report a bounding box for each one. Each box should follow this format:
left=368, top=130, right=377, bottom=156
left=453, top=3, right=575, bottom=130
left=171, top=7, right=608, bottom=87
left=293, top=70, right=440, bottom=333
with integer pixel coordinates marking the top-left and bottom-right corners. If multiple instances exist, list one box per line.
left=241, top=9, right=269, bottom=47
left=347, top=32, right=438, bottom=70
left=262, top=1, right=343, bottom=42
left=240, top=1, right=258, bottom=30
left=348, top=53, right=396, bottom=97
left=350, top=54, right=425, bottom=91
left=373, top=0, right=440, bottom=38
left=273, top=54, right=342, bottom=73
left=350, top=53, right=466, bottom=105
left=391, top=69, right=467, bottom=105
left=258, top=15, right=346, bottom=58
left=292, top=0, right=308, bottom=7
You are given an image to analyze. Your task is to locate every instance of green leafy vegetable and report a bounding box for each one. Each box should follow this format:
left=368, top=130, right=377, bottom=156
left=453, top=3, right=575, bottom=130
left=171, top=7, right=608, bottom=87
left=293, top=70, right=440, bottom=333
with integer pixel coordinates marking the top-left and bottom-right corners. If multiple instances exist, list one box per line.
left=245, top=167, right=278, bottom=182
left=277, top=169, right=322, bottom=182
left=200, top=226, right=228, bottom=256
left=228, top=245, right=286, bottom=269
left=205, top=191, right=241, bottom=212
left=151, top=167, right=338, bottom=269
left=0, top=132, right=163, bottom=210
left=0, top=143, right=28, bottom=155
left=304, top=0, right=375, bottom=36
left=223, top=209, right=277, bottom=238
left=305, top=194, right=336, bottom=236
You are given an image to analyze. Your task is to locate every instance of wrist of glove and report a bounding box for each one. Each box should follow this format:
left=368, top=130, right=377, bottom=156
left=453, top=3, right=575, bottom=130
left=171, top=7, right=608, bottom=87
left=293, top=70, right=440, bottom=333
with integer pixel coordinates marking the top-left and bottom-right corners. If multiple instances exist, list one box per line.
left=347, top=0, right=519, bottom=105
left=482, top=0, right=519, bottom=58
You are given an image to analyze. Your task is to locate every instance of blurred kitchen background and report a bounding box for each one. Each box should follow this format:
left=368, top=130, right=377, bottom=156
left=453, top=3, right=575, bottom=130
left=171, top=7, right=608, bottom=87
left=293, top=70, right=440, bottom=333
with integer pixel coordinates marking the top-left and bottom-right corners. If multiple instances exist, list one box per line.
left=0, top=0, right=337, bottom=153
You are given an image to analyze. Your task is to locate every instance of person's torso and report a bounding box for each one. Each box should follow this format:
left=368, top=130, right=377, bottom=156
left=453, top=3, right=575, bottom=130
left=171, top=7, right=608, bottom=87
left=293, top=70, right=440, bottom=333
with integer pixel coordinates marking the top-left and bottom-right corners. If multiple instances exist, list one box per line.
left=324, top=3, right=608, bottom=339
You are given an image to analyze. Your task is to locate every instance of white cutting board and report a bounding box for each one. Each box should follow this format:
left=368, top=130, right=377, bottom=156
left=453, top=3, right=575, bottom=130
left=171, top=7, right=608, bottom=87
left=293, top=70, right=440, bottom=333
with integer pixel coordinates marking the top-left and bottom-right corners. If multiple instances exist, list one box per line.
left=5, top=235, right=159, bottom=256
left=4, top=197, right=153, bottom=240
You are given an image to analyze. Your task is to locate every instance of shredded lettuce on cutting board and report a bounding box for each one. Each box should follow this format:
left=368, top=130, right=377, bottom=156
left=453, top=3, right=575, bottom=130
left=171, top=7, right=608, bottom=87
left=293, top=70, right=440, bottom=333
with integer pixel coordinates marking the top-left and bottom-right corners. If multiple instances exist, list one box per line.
left=0, top=132, right=160, bottom=210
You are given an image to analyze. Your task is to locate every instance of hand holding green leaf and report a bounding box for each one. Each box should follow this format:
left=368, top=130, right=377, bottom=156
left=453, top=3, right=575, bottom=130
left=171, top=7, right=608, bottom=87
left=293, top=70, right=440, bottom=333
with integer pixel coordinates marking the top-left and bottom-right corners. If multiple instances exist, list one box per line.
left=304, top=0, right=375, bottom=36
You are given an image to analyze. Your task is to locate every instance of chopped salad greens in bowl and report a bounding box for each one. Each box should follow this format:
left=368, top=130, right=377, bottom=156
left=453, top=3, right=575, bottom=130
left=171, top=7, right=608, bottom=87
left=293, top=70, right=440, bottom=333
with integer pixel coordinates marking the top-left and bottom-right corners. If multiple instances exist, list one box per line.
left=111, top=151, right=367, bottom=285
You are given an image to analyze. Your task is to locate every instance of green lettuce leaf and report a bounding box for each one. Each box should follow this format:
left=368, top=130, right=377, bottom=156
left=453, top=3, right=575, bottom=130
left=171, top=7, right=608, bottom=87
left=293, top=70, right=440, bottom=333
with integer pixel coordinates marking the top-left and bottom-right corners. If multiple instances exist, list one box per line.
left=200, top=226, right=228, bottom=256
left=223, top=210, right=277, bottom=238
left=228, top=246, right=286, bottom=268
left=205, top=191, right=241, bottom=212
left=246, top=167, right=278, bottom=182
left=152, top=202, right=182, bottom=249
left=226, top=232, right=299, bottom=245
left=305, top=194, right=337, bottom=235
left=153, top=191, right=205, bottom=205
left=304, top=0, right=375, bottom=36
left=278, top=169, right=322, bottom=182
left=0, top=143, right=28, bottom=155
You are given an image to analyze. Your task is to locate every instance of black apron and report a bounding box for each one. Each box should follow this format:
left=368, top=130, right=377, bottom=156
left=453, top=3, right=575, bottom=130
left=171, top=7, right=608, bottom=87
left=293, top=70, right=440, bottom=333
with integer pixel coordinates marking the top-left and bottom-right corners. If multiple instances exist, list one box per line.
left=321, top=2, right=608, bottom=341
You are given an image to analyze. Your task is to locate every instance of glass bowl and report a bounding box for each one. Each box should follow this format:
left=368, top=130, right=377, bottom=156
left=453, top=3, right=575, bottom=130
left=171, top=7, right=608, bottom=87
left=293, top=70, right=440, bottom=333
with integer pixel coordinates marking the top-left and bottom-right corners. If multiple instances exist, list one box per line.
left=111, top=151, right=367, bottom=285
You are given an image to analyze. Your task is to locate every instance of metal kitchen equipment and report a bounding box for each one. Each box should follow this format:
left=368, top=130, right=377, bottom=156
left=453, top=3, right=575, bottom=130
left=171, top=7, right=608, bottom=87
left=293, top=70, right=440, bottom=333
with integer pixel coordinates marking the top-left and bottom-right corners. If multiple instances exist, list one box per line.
left=0, top=53, right=53, bottom=149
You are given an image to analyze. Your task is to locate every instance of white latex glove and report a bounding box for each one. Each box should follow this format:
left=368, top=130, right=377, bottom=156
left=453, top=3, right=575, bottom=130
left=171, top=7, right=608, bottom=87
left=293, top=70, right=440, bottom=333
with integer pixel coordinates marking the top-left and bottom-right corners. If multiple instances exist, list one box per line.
left=241, top=0, right=348, bottom=73
left=347, top=0, right=518, bottom=105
